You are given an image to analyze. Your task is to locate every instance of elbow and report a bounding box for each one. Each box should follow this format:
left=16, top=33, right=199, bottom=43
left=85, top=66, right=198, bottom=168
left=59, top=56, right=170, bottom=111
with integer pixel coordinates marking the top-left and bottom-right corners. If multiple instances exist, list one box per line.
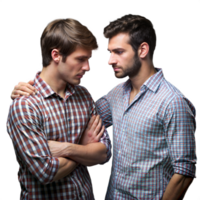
left=101, top=152, right=108, bottom=164
left=99, top=148, right=112, bottom=165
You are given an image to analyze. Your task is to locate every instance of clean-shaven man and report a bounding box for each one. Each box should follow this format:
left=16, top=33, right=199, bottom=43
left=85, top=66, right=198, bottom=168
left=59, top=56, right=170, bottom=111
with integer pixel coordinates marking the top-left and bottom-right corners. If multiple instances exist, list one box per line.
left=11, top=14, right=196, bottom=200
left=7, top=18, right=111, bottom=200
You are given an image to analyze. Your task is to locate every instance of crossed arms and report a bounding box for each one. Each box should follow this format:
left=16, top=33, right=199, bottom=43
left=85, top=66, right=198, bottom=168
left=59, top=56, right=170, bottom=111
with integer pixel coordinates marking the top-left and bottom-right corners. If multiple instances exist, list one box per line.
left=51, top=115, right=109, bottom=181
left=8, top=85, right=111, bottom=184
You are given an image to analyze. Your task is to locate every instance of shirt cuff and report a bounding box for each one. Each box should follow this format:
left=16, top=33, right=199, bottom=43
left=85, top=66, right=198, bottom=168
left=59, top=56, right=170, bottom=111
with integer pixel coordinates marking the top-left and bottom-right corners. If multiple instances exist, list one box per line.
left=173, top=162, right=196, bottom=178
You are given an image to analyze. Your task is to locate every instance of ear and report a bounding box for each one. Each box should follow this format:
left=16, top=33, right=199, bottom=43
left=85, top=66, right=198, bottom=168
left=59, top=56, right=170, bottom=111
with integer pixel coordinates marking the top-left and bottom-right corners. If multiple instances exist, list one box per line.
left=51, top=49, right=61, bottom=64
left=138, top=42, right=149, bottom=59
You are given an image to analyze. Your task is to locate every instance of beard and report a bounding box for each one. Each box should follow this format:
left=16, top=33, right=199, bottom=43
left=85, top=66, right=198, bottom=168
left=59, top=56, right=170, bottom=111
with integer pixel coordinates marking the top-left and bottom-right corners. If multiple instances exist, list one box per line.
left=114, top=54, right=142, bottom=79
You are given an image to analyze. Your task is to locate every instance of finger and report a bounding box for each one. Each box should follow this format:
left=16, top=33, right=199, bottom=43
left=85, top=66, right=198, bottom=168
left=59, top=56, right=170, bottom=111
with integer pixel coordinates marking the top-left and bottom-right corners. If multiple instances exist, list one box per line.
left=91, top=115, right=100, bottom=131
left=94, top=118, right=102, bottom=135
left=15, top=84, right=36, bottom=95
left=13, top=90, right=31, bottom=97
left=94, top=115, right=100, bottom=124
left=97, top=125, right=105, bottom=141
left=28, top=80, right=34, bottom=85
left=87, top=115, right=96, bottom=130
left=11, top=94, right=20, bottom=100
left=15, top=82, right=36, bottom=92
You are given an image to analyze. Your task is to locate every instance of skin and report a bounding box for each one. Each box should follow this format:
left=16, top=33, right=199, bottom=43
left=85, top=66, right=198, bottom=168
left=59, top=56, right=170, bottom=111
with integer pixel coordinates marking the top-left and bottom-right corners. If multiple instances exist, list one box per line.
left=108, top=33, right=156, bottom=102
left=40, top=46, right=92, bottom=98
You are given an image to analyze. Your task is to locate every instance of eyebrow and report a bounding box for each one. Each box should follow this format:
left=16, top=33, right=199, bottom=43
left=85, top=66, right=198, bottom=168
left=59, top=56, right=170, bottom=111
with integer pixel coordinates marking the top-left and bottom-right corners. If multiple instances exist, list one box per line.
left=76, top=55, right=92, bottom=59
left=107, top=48, right=124, bottom=52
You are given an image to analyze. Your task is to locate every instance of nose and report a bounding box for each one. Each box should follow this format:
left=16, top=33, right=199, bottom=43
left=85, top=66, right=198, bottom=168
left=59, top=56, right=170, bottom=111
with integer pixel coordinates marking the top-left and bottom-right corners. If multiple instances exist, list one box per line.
left=82, top=60, right=90, bottom=71
left=108, top=53, right=117, bottom=65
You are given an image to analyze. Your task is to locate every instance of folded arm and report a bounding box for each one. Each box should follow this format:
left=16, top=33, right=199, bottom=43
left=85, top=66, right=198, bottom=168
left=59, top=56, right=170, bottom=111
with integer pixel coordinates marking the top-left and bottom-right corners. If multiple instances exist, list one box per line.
left=49, top=115, right=111, bottom=166
left=7, top=98, right=77, bottom=184
left=10, top=81, right=112, bottom=166
left=53, top=157, right=78, bottom=182
left=50, top=141, right=107, bottom=166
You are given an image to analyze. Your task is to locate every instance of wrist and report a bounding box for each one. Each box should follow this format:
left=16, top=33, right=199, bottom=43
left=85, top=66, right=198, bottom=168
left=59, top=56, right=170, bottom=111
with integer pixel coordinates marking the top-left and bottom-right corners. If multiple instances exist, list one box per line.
left=62, top=142, right=73, bottom=157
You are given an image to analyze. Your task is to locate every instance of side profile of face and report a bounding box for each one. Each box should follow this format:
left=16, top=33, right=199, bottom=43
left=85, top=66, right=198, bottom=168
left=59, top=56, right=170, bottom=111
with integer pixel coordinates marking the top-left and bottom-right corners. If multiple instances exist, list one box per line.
left=108, top=33, right=141, bottom=79
left=57, top=46, right=92, bottom=85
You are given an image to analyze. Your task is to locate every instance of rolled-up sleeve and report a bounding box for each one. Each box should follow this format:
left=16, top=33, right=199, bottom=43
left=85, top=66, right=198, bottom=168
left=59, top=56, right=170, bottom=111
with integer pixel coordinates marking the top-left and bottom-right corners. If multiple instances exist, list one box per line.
left=163, top=96, right=196, bottom=177
left=7, top=98, right=59, bottom=184
left=96, top=96, right=113, bottom=128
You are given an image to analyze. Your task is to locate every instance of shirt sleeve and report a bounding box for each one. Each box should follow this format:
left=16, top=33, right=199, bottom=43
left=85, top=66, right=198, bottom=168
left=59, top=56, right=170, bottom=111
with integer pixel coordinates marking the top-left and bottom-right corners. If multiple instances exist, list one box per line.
left=96, top=95, right=113, bottom=128
left=163, top=96, right=196, bottom=177
left=7, top=98, right=59, bottom=184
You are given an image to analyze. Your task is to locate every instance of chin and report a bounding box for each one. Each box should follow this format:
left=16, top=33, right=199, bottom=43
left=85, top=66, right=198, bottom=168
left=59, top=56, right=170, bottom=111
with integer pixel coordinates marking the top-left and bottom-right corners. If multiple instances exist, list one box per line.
left=114, top=76, right=126, bottom=79
left=71, top=80, right=81, bottom=85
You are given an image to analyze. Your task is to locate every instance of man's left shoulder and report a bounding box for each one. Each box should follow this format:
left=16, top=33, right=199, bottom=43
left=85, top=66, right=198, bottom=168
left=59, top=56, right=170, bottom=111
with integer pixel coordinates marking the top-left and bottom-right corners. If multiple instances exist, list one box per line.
left=161, top=79, right=195, bottom=114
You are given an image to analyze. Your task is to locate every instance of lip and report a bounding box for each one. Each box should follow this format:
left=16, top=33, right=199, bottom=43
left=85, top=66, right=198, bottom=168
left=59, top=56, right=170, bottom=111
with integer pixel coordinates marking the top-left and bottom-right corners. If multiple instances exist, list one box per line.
left=113, top=67, right=121, bottom=72
left=76, top=73, right=85, bottom=78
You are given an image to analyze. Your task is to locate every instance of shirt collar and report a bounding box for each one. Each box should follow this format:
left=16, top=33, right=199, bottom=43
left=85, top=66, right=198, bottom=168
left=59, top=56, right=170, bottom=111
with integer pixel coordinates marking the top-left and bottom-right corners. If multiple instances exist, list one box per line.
left=33, top=72, right=75, bottom=99
left=143, top=68, right=164, bottom=93
left=122, top=68, right=164, bottom=93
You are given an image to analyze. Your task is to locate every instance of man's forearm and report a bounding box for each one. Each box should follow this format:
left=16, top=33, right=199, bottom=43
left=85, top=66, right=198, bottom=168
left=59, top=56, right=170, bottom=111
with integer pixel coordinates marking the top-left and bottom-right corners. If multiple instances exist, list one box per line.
left=53, top=142, right=107, bottom=166
left=162, top=173, right=193, bottom=200
left=53, top=157, right=77, bottom=182
left=67, top=142, right=107, bottom=166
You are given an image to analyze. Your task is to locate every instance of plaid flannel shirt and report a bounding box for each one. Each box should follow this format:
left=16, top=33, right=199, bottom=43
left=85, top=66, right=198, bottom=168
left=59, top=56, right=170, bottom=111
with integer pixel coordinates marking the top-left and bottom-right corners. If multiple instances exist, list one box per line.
left=7, top=72, right=111, bottom=200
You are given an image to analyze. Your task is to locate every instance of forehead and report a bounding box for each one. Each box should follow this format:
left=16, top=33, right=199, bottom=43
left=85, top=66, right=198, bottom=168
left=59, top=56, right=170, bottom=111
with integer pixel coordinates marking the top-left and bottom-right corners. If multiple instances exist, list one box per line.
left=108, top=33, right=131, bottom=50
left=70, top=46, right=92, bottom=58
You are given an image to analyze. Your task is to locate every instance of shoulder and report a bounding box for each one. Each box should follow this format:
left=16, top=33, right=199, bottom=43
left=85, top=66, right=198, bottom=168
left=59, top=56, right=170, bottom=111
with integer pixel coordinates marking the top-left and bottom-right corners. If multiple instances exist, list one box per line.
left=74, top=85, right=93, bottom=100
left=8, top=95, right=41, bottom=120
left=105, top=81, right=126, bottom=98
left=160, top=79, right=195, bottom=116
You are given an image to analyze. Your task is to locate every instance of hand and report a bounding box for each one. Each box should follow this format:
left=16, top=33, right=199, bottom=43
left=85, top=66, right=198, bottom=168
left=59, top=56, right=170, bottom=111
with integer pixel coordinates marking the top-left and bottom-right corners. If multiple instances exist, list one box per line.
left=48, top=140, right=68, bottom=158
left=11, top=80, right=36, bottom=100
left=80, top=115, right=105, bottom=145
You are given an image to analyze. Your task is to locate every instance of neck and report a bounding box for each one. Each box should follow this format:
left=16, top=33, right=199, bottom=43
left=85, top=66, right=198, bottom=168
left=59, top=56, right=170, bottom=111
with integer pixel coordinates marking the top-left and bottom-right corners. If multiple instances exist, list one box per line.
left=129, top=61, right=156, bottom=93
left=40, top=64, right=67, bottom=98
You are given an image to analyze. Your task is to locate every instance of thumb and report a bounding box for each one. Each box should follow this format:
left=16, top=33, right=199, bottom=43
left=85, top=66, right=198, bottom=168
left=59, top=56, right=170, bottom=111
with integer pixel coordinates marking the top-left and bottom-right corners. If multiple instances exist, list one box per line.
left=28, top=79, right=34, bottom=85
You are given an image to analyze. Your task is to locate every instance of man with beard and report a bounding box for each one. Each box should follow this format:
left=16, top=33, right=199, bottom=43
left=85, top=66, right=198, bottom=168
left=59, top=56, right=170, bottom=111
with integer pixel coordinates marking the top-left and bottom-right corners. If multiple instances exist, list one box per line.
left=11, top=15, right=196, bottom=200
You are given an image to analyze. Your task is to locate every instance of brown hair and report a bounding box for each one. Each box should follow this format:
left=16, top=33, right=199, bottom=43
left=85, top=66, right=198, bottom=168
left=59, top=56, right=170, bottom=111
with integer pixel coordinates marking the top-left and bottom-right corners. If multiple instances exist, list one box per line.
left=104, top=14, right=156, bottom=60
left=41, top=18, right=98, bottom=67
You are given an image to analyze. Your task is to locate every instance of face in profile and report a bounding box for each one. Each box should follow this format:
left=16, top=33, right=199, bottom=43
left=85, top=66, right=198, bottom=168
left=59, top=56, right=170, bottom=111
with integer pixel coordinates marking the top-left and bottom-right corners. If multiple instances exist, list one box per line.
left=57, top=46, right=92, bottom=85
left=108, top=33, right=141, bottom=79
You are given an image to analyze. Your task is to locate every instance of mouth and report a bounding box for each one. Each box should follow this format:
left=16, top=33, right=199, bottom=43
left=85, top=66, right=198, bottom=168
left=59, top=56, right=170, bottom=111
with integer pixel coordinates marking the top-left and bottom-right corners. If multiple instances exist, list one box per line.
left=113, top=67, right=121, bottom=72
left=76, top=73, right=85, bottom=79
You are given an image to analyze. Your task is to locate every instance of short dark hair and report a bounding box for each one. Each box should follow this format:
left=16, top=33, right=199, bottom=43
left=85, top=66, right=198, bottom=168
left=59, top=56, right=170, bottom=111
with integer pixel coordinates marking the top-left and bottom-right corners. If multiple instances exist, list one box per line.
left=104, top=14, right=156, bottom=59
left=41, top=18, right=98, bottom=67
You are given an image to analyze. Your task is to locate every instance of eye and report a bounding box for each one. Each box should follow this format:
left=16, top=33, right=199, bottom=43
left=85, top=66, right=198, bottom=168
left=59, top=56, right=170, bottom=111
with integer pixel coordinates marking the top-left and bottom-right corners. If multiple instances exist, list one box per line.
left=78, top=58, right=85, bottom=61
left=115, top=50, right=124, bottom=55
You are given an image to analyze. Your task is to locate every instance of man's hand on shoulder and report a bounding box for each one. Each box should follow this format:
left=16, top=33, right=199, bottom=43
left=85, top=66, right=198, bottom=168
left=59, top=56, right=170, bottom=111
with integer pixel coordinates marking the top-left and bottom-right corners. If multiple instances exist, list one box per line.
left=11, top=80, right=36, bottom=100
